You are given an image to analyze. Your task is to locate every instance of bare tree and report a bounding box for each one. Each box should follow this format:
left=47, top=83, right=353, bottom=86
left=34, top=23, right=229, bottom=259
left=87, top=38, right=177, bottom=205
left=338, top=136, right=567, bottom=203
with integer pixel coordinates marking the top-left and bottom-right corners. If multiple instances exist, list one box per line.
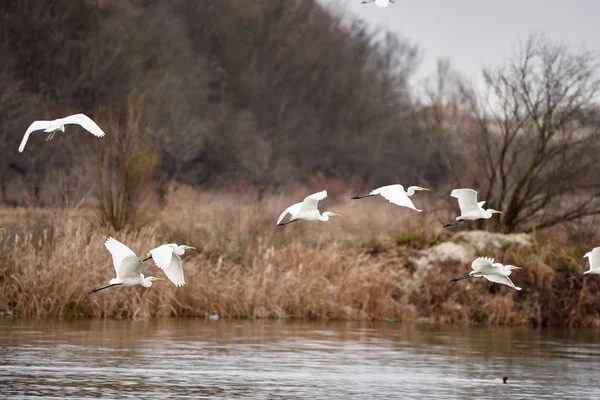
left=423, top=34, right=600, bottom=232
left=92, top=99, right=161, bottom=231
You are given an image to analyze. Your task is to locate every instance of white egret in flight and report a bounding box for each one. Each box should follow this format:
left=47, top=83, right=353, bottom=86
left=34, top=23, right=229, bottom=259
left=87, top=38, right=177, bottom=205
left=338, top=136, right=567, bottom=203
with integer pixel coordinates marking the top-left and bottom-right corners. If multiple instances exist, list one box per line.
left=277, top=190, right=341, bottom=226
left=449, top=257, right=522, bottom=290
left=88, top=237, right=164, bottom=294
left=18, top=113, right=106, bottom=153
left=145, top=244, right=196, bottom=287
left=444, top=188, right=502, bottom=227
left=351, top=184, right=430, bottom=212
left=568, top=246, right=600, bottom=281
left=361, top=0, right=395, bottom=7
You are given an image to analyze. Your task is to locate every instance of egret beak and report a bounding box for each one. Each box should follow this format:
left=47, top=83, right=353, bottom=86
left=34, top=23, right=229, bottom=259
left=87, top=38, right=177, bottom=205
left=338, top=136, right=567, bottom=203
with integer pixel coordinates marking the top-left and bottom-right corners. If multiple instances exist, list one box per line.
left=512, top=266, right=522, bottom=270
left=332, top=213, right=342, bottom=217
left=155, top=278, right=165, bottom=281
left=186, top=246, right=197, bottom=250
left=0, top=228, right=3, bottom=231
left=419, top=188, right=431, bottom=191
left=495, top=211, right=503, bottom=214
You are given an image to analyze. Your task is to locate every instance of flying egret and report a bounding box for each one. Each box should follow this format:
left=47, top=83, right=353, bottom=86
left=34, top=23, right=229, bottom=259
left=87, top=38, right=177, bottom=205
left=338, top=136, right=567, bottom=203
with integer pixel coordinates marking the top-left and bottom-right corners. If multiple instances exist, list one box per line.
left=449, top=257, right=522, bottom=290
left=18, top=113, right=106, bottom=153
left=351, top=184, right=430, bottom=212
left=361, top=0, right=395, bottom=7
left=88, top=237, right=164, bottom=294
left=444, top=188, right=502, bottom=227
left=277, top=190, right=341, bottom=226
left=568, top=246, right=600, bottom=281
left=145, top=244, right=196, bottom=287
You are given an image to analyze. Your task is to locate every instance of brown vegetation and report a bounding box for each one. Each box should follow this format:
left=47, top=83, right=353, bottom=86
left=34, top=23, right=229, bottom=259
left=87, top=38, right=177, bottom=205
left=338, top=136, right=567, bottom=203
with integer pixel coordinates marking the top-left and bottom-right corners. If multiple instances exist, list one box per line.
left=1, top=188, right=600, bottom=327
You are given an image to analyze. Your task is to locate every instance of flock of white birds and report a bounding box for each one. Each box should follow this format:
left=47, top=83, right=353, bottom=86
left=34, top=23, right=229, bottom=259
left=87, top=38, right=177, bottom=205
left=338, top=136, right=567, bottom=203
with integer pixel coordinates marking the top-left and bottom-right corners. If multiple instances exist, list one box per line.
left=9, top=103, right=600, bottom=295
left=16, top=113, right=198, bottom=294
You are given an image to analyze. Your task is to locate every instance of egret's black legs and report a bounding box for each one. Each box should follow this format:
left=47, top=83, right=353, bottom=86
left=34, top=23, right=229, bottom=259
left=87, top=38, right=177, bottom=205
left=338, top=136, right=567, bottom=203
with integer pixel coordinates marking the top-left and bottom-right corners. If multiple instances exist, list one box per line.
left=277, top=219, right=300, bottom=226
left=142, top=255, right=152, bottom=262
left=351, top=194, right=375, bottom=200
left=444, top=219, right=464, bottom=228
left=449, top=274, right=471, bottom=283
left=88, top=283, right=122, bottom=294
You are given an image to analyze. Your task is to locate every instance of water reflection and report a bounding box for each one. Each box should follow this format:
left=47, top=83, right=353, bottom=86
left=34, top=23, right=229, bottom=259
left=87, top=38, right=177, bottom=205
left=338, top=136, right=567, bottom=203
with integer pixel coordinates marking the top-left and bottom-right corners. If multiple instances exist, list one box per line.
left=1, top=319, right=599, bottom=399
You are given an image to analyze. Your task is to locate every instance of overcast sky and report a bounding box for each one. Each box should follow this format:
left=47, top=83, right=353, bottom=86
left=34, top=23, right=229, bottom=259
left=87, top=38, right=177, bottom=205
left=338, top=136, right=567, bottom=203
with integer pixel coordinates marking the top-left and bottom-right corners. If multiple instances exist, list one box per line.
left=323, top=0, right=599, bottom=90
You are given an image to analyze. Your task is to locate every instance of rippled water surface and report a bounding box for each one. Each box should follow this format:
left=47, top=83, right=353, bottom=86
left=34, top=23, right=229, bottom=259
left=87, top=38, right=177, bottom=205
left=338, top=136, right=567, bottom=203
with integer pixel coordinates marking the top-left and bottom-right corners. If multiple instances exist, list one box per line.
left=1, top=319, right=600, bottom=399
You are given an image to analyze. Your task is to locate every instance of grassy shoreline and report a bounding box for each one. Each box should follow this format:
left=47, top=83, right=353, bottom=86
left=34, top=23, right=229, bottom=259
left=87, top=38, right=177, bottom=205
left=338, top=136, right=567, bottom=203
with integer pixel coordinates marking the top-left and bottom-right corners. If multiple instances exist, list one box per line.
left=1, top=188, right=600, bottom=326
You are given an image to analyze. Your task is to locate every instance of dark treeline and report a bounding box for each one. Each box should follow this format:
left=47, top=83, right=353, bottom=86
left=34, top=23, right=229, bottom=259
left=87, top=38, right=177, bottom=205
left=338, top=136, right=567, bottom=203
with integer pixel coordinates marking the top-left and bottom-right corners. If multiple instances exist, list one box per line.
left=0, top=0, right=439, bottom=204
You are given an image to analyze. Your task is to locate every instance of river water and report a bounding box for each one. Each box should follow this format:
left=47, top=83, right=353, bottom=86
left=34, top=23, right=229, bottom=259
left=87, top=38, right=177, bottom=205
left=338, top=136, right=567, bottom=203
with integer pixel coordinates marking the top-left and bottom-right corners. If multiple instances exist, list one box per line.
left=1, top=319, right=599, bottom=399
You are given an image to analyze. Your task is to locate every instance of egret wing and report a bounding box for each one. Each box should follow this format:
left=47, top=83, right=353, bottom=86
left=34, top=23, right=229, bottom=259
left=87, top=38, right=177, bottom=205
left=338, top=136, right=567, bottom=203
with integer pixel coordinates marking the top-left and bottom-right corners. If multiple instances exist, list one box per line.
left=277, top=202, right=302, bottom=224
left=471, top=257, right=494, bottom=272
left=117, top=255, right=143, bottom=280
left=451, top=189, right=480, bottom=214
left=373, top=185, right=420, bottom=211
left=482, top=274, right=521, bottom=290
left=298, top=190, right=327, bottom=214
left=60, top=113, right=106, bottom=137
left=589, top=247, right=600, bottom=272
left=104, top=237, right=137, bottom=276
left=18, top=120, right=51, bottom=153
left=150, top=244, right=185, bottom=286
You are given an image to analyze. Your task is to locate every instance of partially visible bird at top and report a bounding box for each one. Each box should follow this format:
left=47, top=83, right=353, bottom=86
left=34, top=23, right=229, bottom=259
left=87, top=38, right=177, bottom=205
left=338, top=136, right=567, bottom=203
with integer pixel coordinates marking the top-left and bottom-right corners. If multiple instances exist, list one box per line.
left=145, top=243, right=197, bottom=287
left=444, top=188, right=502, bottom=227
left=88, top=237, right=164, bottom=294
left=449, top=257, right=523, bottom=291
left=351, top=184, right=430, bottom=212
left=277, top=190, right=341, bottom=226
left=568, top=246, right=600, bottom=281
left=361, top=0, right=395, bottom=7
left=18, top=113, right=106, bottom=153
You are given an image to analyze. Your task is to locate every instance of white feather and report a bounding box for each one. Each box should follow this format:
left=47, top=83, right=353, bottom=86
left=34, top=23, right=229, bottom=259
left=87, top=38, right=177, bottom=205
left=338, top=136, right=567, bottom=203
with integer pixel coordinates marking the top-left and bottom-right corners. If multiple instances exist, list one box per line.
left=104, top=237, right=142, bottom=281
left=149, top=244, right=186, bottom=287
left=18, top=113, right=106, bottom=153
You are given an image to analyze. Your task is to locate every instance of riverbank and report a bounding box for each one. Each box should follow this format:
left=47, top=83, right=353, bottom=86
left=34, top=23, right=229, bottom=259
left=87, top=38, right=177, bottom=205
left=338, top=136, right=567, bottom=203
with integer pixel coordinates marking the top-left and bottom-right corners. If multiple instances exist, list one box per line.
left=1, top=188, right=599, bottom=326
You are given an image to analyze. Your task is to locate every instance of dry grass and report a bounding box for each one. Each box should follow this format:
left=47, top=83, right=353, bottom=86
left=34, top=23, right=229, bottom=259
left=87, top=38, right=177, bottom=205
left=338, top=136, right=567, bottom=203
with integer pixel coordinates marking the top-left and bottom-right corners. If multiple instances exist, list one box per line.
left=1, top=186, right=600, bottom=326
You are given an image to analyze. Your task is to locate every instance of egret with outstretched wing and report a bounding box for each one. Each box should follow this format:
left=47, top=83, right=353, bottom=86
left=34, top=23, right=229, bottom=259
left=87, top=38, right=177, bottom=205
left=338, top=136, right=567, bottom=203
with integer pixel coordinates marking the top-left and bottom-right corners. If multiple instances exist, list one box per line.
left=277, top=190, right=341, bottom=226
left=568, top=246, right=600, bottom=281
left=352, top=184, right=430, bottom=212
left=449, top=257, right=522, bottom=290
left=444, top=188, right=502, bottom=227
left=88, top=237, right=164, bottom=294
left=18, top=113, right=106, bottom=153
left=146, top=244, right=196, bottom=287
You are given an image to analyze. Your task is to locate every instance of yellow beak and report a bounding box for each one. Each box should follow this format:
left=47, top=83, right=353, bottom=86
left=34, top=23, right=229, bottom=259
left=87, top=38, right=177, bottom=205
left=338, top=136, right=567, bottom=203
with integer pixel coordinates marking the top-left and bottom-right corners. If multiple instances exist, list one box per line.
left=419, top=188, right=431, bottom=191
left=496, top=211, right=503, bottom=214
left=0, top=228, right=3, bottom=231
left=187, top=246, right=197, bottom=250
left=155, top=278, right=165, bottom=281
left=512, top=266, right=522, bottom=270
left=332, top=213, right=342, bottom=217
